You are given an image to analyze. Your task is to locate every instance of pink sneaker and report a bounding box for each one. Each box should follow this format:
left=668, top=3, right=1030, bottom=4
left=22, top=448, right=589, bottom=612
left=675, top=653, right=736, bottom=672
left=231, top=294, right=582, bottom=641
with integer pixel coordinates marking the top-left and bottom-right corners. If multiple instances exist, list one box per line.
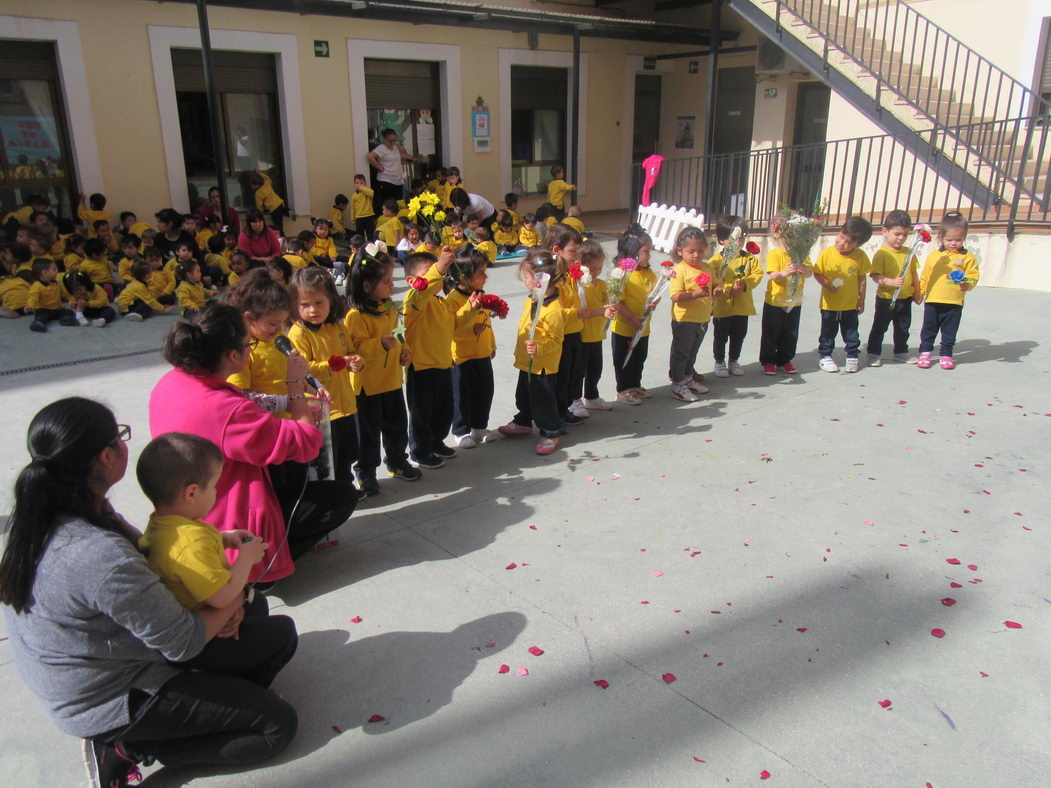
left=939, top=355, right=956, bottom=370
left=762, top=364, right=776, bottom=376
left=781, top=362, right=799, bottom=374
left=917, top=352, right=932, bottom=369
left=498, top=422, right=533, bottom=437
left=535, top=436, right=560, bottom=455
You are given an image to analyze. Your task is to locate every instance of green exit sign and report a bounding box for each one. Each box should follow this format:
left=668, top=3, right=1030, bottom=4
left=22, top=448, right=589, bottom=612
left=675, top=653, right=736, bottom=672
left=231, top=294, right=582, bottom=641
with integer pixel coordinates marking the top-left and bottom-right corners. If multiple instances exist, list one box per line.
left=314, top=40, right=329, bottom=58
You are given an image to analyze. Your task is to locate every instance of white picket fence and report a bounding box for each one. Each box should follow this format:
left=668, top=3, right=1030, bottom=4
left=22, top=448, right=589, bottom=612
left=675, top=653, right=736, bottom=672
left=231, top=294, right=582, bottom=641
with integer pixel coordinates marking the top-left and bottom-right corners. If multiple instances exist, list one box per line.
left=635, top=203, right=705, bottom=254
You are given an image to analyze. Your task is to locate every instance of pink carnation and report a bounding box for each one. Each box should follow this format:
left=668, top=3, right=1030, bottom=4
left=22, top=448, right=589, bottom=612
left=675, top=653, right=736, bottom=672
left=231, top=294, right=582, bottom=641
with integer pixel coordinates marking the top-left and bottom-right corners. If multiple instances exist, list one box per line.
left=619, top=257, right=638, bottom=273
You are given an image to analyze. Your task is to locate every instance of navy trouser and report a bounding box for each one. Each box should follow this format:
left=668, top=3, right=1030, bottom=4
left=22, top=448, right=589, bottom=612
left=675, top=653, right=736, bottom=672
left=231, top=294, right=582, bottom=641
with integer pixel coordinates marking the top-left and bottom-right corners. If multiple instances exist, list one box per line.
left=668, top=321, right=708, bottom=382
left=406, top=365, right=453, bottom=458
left=34, top=307, right=75, bottom=325
left=918, top=302, right=963, bottom=356
left=612, top=332, right=648, bottom=392
left=712, top=315, right=749, bottom=363
left=452, top=357, right=495, bottom=436
left=580, top=340, right=604, bottom=400
left=555, top=331, right=584, bottom=415
left=867, top=297, right=913, bottom=356
left=512, top=370, right=559, bottom=437
left=759, top=303, right=801, bottom=366
left=330, top=414, right=359, bottom=483
left=818, top=309, right=861, bottom=359
left=355, top=387, right=409, bottom=477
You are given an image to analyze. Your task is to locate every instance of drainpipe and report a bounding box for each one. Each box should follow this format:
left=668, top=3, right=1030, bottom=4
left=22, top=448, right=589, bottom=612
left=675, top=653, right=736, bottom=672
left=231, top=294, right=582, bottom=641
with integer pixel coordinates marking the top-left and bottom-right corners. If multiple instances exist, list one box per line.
left=571, top=29, right=581, bottom=208
left=196, top=0, right=229, bottom=223
left=701, top=0, right=722, bottom=214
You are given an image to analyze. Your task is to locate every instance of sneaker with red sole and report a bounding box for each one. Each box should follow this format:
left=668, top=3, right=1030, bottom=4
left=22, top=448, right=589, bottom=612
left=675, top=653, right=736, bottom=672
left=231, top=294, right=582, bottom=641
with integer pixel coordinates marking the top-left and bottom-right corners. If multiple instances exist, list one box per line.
left=83, top=739, right=141, bottom=788
left=498, top=422, right=533, bottom=437
left=535, top=436, right=560, bottom=455
left=781, top=362, right=799, bottom=374
left=762, top=364, right=776, bottom=375
left=917, top=352, right=932, bottom=369
left=939, top=355, right=956, bottom=369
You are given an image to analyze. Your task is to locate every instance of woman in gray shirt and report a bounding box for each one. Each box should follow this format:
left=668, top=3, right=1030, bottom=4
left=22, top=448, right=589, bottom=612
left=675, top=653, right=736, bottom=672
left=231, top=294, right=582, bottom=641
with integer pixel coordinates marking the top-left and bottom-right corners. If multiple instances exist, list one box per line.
left=0, top=398, right=297, bottom=787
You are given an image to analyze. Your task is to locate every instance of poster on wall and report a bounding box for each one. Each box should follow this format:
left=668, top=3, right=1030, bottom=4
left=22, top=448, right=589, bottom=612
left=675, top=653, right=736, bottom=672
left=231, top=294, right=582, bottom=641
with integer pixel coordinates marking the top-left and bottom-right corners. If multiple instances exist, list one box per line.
left=675, top=116, right=695, bottom=150
left=471, top=101, right=490, bottom=140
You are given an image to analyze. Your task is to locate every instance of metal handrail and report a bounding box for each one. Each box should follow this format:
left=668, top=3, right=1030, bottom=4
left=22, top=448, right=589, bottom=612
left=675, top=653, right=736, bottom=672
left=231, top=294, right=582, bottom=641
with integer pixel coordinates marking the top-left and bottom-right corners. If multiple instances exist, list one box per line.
left=771, top=0, right=1050, bottom=196
left=632, top=115, right=1050, bottom=239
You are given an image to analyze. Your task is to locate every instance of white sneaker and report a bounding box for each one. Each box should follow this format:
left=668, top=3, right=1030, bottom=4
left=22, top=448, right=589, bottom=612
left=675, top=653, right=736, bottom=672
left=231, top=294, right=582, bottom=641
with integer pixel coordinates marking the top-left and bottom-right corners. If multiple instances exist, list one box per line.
left=845, top=358, right=860, bottom=373
left=686, top=378, right=709, bottom=394
left=671, top=383, right=698, bottom=402
left=729, top=361, right=745, bottom=376
left=75, top=312, right=89, bottom=327
left=714, top=361, right=729, bottom=378
left=819, top=356, right=839, bottom=373
left=457, top=434, right=478, bottom=449
left=582, top=397, right=613, bottom=411
left=125, top=312, right=143, bottom=322
left=568, top=401, right=590, bottom=419
left=867, top=355, right=882, bottom=367
left=91, top=318, right=107, bottom=328
left=472, top=428, right=496, bottom=444
left=896, top=353, right=918, bottom=364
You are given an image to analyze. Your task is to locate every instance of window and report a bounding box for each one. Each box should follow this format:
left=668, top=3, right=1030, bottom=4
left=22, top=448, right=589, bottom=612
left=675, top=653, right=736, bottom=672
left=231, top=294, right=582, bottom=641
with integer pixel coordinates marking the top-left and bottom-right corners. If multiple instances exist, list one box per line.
left=510, top=66, right=567, bottom=196
left=363, top=59, right=442, bottom=184
left=171, top=49, right=284, bottom=212
left=0, top=41, right=76, bottom=217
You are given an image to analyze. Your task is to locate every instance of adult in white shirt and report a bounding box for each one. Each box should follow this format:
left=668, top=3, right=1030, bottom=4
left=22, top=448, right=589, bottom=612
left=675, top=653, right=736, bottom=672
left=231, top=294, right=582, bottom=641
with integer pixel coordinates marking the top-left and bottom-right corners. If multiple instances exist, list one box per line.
left=449, top=189, right=497, bottom=228
left=367, top=128, right=415, bottom=213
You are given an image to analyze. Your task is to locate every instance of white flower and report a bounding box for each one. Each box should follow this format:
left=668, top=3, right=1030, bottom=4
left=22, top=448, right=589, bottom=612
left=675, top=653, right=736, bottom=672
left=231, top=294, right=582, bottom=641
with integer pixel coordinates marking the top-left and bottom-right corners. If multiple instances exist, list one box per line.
left=730, top=226, right=742, bottom=241
left=579, top=268, right=593, bottom=285
left=610, top=268, right=626, bottom=280
left=832, top=278, right=844, bottom=287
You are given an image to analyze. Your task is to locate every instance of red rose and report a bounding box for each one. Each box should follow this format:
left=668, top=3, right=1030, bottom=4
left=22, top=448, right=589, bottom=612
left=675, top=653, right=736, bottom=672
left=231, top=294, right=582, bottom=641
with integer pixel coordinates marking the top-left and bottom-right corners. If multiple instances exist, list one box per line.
left=660, top=260, right=674, bottom=268
left=411, top=277, right=429, bottom=292
left=328, top=354, right=347, bottom=372
left=746, top=241, right=761, bottom=255
left=695, top=272, right=712, bottom=288
left=480, top=293, right=509, bottom=318
left=568, top=263, right=584, bottom=281
left=919, top=229, right=932, bottom=243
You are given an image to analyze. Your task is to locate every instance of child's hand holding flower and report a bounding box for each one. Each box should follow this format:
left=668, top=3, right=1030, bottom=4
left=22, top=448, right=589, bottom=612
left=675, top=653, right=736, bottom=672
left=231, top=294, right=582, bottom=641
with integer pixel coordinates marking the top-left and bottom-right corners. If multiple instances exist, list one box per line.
left=328, top=354, right=347, bottom=372
left=525, top=339, right=537, bottom=355
left=347, top=354, right=364, bottom=372
left=380, top=333, right=397, bottom=351
left=399, top=347, right=412, bottom=366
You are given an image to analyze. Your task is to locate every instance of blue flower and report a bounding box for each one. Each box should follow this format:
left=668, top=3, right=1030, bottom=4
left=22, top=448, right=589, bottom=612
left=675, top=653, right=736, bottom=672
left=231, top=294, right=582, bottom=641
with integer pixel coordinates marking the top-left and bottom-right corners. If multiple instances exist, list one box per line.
left=949, top=269, right=965, bottom=283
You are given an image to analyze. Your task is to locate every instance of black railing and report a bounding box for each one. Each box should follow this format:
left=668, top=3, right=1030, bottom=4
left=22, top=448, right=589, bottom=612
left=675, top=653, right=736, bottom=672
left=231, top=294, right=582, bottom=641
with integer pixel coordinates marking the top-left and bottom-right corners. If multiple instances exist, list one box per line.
left=770, top=0, right=1051, bottom=196
left=632, top=116, right=1050, bottom=238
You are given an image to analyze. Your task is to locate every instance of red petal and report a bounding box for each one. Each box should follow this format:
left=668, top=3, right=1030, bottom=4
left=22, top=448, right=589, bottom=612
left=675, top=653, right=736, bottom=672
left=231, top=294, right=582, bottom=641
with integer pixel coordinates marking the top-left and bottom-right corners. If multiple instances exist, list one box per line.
left=796, top=627, right=808, bottom=632
left=331, top=724, right=342, bottom=734
left=367, top=714, right=385, bottom=723
left=760, top=770, right=771, bottom=780
left=505, top=562, right=517, bottom=570
left=350, top=616, right=363, bottom=623
left=693, top=756, right=706, bottom=763
left=877, top=699, right=892, bottom=708
left=594, top=679, right=609, bottom=689
left=529, top=525, right=538, bottom=530
left=1004, top=620, right=1023, bottom=629
left=967, top=564, right=978, bottom=571
left=946, top=558, right=961, bottom=565
left=941, top=598, right=956, bottom=606
left=980, top=671, right=989, bottom=677
left=498, top=664, right=510, bottom=674
left=528, top=646, right=545, bottom=656
left=641, top=600, right=650, bottom=605
left=930, top=628, right=946, bottom=638
left=949, top=582, right=962, bottom=588
left=662, top=672, right=677, bottom=684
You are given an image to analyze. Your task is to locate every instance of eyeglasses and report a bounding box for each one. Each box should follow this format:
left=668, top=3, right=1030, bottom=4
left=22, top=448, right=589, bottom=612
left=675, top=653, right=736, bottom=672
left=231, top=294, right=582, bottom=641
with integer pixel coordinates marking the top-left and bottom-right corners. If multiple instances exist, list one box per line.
left=115, top=424, right=131, bottom=442
left=240, top=338, right=259, bottom=352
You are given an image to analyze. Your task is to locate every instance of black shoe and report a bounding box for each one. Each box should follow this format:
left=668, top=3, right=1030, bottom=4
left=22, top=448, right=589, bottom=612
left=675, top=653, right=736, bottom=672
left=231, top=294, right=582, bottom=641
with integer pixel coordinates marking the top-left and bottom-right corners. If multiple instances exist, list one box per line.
left=357, top=476, right=380, bottom=497
left=30, top=321, right=47, bottom=333
left=433, top=443, right=457, bottom=459
left=411, top=453, right=445, bottom=469
left=387, top=464, right=423, bottom=481
left=563, top=412, right=584, bottom=426
left=82, top=739, right=140, bottom=788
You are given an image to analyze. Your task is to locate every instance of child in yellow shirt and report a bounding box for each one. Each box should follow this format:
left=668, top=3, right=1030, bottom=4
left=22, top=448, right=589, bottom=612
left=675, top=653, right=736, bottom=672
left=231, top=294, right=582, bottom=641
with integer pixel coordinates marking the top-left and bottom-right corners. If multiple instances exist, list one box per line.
left=77, top=192, right=111, bottom=236
left=866, top=210, right=922, bottom=365
left=309, top=218, right=338, bottom=267
left=473, top=227, right=497, bottom=263
left=136, top=433, right=295, bottom=685
left=63, top=234, right=85, bottom=273
left=812, top=217, right=872, bottom=373
left=330, top=193, right=349, bottom=239
left=117, top=234, right=142, bottom=283
left=175, top=258, right=216, bottom=319
left=376, top=200, right=404, bottom=248
left=494, top=212, right=521, bottom=254
left=498, top=249, right=565, bottom=455
left=61, top=269, right=115, bottom=326
left=574, top=239, right=618, bottom=412
left=519, top=214, right=541, bottom=248
left=249, top=170, right=291, bottom=234
left=145, top=248, right=177, bottom=305
left=710, top=216, right=764, bottom=378
left=351, top=175, right=376, bottom=238
left=547, top=165, right=575, bottom=219
left=563, top=206, right=585, bottom=237
left=79, top=238, right=117, bottom=299
left=610, top=225, right=658, bottom=405
left=27, top=258, right=74, bottom=332
left=667, top=227, right=715, bottom=401
left=503, top=192, right=522, bottom=230
left=118, top=260, right=176, bottom=321
left=916, top=212, right=979, bottom=370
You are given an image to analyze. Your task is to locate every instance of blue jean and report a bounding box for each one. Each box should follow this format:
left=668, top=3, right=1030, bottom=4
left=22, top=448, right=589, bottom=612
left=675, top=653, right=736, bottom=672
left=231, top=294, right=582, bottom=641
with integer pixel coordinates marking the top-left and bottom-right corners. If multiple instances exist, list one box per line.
left=818, top=309, right=860, bottom=358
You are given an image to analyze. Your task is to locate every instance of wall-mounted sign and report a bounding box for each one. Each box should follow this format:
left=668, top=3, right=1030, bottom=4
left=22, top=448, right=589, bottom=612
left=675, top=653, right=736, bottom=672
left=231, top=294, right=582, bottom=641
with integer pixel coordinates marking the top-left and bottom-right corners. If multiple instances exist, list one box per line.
left=314, top=40, right=329, bottom=58
left=764, top=87, right=779, bottom=99
left=688, top=60, right=699, bottom=74
left=471, top=102, right=490, bottom=140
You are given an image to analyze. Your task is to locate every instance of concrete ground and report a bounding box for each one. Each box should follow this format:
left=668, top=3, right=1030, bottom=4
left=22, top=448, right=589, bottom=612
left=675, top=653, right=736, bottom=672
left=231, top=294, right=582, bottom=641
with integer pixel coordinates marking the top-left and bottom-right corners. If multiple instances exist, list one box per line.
left=0, top=240, right=1048, bottom=787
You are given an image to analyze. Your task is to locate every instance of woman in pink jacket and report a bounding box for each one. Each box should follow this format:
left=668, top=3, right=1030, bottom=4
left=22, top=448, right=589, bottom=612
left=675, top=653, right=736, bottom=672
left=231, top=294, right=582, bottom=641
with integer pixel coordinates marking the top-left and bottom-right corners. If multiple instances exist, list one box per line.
left=150, top=303, right=356, bottom=584
left=237, top=209, right=282, bottom=265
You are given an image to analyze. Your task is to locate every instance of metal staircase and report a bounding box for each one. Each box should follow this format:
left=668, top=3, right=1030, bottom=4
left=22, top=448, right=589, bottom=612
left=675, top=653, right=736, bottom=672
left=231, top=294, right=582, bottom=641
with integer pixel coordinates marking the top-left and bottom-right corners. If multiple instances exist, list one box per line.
left=727, top=0, right=1050, bottom=214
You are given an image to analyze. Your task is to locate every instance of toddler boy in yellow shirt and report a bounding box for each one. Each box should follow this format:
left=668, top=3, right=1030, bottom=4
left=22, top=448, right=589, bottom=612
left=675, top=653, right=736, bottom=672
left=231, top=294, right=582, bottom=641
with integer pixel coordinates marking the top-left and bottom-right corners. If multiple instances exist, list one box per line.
left=351, top=175, right=376, bottom=238
left=137, top=432, right=297, bottom=686
left=866, top=210, right=921, bottom=365
left=547, top=165, right=575, bottom=219
left=812, top=216, right=872, bottom=373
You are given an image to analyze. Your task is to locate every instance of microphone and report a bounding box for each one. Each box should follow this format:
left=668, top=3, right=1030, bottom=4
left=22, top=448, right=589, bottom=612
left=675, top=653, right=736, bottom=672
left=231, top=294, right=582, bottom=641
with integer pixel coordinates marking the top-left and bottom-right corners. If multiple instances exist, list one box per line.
left=273, top=335, right=322, bottom=391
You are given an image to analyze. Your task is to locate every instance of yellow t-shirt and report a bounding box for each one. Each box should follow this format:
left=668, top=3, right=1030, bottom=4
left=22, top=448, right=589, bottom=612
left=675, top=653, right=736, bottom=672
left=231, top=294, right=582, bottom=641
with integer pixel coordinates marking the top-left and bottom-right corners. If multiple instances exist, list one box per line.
left=669, top=260, right=715, bottom=324
left=871, top=247, right=917, bottom=300
left=329, top=206, right=346, bottom=235
left=227, top=271, right=241, bottom=288
left=580, top=279, right=609, bottom=343
left=118, top=256, right=138, bottom=283
left=253, top=172, right=284, bottom=212
left=519, top=226, right=540, bottom=248
left=547, top=179, right=575, bottom=210
left=447, top=289, right=495, bottom=364
left=376, top=216, right=404, bottom=247
left=494, top=227, right=520, bottom=247
left=919, top=248, right=980, bottom=306
left=2, top=205, right=33, bottom=227
left=611, top=267, right=657, bottom=338
left=710, top=253, right=764, bottom=318
left=557, top=276, right=584, bottom=335
left=78, top=206, right=112, bottom=236
left=310, top=236, right=337, bottom=260
left=148, top=268, right=175, bottom=297
left=206, top=251, right=230, bottom=276
left=562, top=216, right=585, bottom=236
left=813, top=246, right=870, bottom=311
left=63, top=252, right=83, bottom=273
left=351, top=187, right=374, bottom=220
left=345, top=304, right=403, bottom=396
left=60, top=276, right=110, bottom=308
left=764, top=247, right=811, bottom=308
left=445, top=235, right=468, bottom=251
left=196, top=230, right=214, bottom=251
left=117, top=280, right=163, bottom=313
left=139, top=514, right=231, bottom=610
left=0, top=275, right=30, bottom=311
left=283, top=254, right=308, bottom=271
left=514, top=295, right=564, bottom=374
left=404, top=263, right=456, bottom=371
left=27, top=280, right=62, bottom=311
left=176, top=280, right=211, bottom=312
left=475, top=241, right=497, bottom=263
left=79, top=257, right=112, bottom=286
left=227, top=336, right=289, bottom=398
left=288, top=321, right=358, bottom=419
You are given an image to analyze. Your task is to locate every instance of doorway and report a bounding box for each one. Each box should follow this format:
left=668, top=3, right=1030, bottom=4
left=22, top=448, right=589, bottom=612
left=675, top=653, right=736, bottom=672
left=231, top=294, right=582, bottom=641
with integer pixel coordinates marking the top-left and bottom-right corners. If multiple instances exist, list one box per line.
left=788, top=82, right=831, bottom=212
left=632, top=74, right=661, bottom=162
left=708, top=66, right=756, bottom=217
left=364, top=59, right=441, bottom=188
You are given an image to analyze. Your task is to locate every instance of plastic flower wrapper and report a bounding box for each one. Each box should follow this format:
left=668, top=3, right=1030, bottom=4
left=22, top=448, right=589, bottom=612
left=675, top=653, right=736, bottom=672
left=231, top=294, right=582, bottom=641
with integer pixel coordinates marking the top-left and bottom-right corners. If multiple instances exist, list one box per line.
left=717, top=225, right=743, bottom=280
left=527, top=271, right=550, bottom=374
left=770, top=201, right=826, bottom=311
left=623, top=264, right=675, bottom=367
left=603, top=258, right=635, bottom=336
left=889, top=223, right=932, bottom=303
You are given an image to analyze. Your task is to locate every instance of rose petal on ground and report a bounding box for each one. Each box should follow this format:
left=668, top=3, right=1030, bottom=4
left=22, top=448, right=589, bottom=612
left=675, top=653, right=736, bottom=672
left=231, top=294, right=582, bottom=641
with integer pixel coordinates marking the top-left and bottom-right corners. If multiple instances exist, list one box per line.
left=662, top=672, right=677, bottom=684
left=350, top=616, right=363, bottom=623
left=641, top=600, right=650, bottom=605
left=760, top=770, right=772, bottom=780
left=865, top=520, right=874, bottom=525
left=586, top=477, right=595, bottom=482
left=529, top=525, right=538, bottom=530
left=505, top=562, right=517, bottom=570
left=332, top=725, right=343, bottom=734
left=367, top=714, right=385, bottom=723
left=963, top=509, right=970, bottom=513
left=485, top=638, right=496, bottom=648
left=946, top=558, right=961, bottom=565
left=517, top=668, right=529, bottom=676
left=950, top=582, right=963, bottom=588
left=980, top=671, right=989, bottom=677
left=594, top=679, right=609, bottom=689
left=878, top=699, right=892, bottom=709
left=528, top=646, right=545, bottom=656
left=1004, top=620, right=1023, bottom=629
left=796, top=627, right=808, bottom=632
left=1023, top=526, right=1033, bottom=531
left=498, top=664, right=510, bottom=674
left=654, top=571, right=664, bottom=576
left=931, top=628, right=946, bottom=638
left=611, top=473, right=621, bottom=480
left=693, top=756, right=706, bottom=763
left=967, top=564, right=978, bottom=571
left=941, top=598, right=957, bottom=606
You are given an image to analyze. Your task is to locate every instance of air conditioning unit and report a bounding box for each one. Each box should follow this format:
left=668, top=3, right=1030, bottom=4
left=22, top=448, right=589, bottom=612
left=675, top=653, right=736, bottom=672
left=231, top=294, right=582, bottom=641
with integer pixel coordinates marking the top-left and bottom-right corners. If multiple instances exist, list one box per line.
left=756, top=37, right=791, bottom=76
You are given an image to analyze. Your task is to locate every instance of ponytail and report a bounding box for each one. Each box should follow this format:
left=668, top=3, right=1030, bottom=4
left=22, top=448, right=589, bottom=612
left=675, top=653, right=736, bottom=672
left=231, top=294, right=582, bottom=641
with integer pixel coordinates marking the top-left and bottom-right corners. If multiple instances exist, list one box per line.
left=0, top=398, right=127, bottom=613
left=162, top=302, right=246, bottom=374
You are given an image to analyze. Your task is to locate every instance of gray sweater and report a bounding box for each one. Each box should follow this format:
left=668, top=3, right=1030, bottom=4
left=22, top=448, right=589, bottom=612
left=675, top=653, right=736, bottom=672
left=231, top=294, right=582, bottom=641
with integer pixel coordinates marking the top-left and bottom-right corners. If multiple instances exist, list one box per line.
left=3, top=517, right=206, bottom=737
